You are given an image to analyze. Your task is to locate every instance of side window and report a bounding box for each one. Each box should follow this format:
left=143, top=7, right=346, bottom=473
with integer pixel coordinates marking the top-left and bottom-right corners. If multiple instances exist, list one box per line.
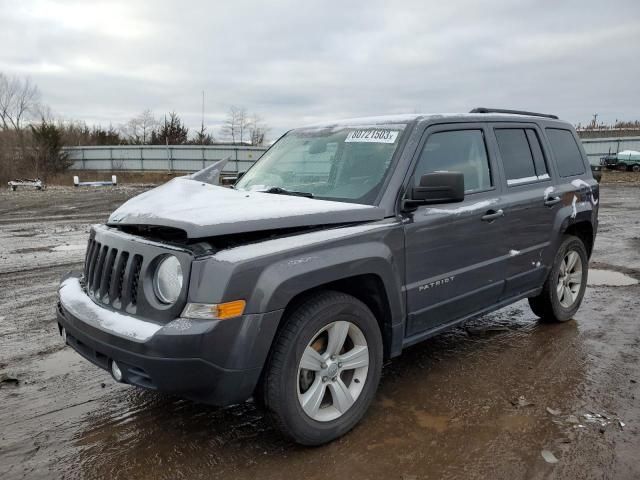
left=546, top=128, right=586, bottom=177
left=525, top=129, right=549, bottom=179
left=495, top=128, right=550, bottom=185
left=414, top=130, right=492, bottom=193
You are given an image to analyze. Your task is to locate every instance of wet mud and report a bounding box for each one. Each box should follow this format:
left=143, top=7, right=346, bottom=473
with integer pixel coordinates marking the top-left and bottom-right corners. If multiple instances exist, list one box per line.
left=1, top=185, right=639, bottom=479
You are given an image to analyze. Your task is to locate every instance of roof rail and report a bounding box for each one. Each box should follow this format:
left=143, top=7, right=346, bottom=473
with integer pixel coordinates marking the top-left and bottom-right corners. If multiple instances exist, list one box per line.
left=469, top=107, right=558, bottom=120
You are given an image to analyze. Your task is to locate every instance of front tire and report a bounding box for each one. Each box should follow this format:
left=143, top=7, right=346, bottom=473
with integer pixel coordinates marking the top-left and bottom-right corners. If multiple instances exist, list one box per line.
left=261, top=291, right=383, bottom=445
left=528, top=235, right=588, bottom=322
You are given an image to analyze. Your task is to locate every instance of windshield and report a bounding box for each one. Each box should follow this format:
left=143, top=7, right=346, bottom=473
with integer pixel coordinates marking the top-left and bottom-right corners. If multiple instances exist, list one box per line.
left=235, top=124, right=406, bottom=204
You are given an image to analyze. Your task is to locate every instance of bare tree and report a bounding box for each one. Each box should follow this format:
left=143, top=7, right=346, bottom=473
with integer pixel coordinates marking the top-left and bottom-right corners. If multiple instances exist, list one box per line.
left=0, top=73, right=41, bottom=131
left=222, top=105, right=251, bottom=144
left=122, top=109, right=159, bottom=144
left=248, top=113, right=269, bottom=146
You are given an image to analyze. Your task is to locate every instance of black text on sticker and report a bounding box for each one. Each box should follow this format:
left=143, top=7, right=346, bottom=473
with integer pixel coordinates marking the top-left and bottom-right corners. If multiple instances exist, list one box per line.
left=345, top=130, right=399, bottom=144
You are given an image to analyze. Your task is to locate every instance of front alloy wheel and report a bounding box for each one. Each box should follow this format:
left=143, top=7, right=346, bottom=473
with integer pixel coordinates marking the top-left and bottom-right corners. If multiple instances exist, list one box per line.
left=298, top=321, right=369, bottom=422
left=262, top=291, right=383, bottom=445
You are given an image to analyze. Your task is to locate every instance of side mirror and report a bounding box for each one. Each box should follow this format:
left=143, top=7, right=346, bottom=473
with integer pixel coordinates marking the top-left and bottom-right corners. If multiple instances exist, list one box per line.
left=405, top=172, right=464, bottom=207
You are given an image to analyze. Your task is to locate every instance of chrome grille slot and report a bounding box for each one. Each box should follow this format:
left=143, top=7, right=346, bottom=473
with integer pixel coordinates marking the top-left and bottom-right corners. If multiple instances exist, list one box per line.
left=110, top=251, right=129, bottom=307
left=91, top=245, right=108, bottom=293
left=129, top=255, right=143, bottom=307
left=99, top=248, right=118, bottom=302
left=85, top=241, right=101, bottom=287
left=83, top=239, right=95, bottom=278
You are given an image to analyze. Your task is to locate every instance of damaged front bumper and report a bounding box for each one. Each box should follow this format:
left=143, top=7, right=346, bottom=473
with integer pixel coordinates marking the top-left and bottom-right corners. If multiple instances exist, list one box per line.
left=56, top=272, right=283, bottom=405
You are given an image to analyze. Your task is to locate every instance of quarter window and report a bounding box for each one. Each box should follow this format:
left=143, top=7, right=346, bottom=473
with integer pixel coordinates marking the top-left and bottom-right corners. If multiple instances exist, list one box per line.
left=414, top=130, right=492, bottom=193
left=495, top=128, right=549, bottom=186
left=546, top=128, right=586, bottom=177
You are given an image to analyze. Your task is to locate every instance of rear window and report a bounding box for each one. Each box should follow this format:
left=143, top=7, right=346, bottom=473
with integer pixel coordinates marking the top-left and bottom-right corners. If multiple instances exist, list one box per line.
left=495, top=128, right=549, bottom=185
left=546, top=128, right=585, bottom=177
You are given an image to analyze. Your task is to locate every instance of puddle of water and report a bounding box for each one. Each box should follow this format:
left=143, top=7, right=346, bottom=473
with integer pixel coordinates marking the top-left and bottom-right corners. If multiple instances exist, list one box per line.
left=588, top=269, right=639, bottom=286
left=52, top=244, right=86, bottom=252
left=11, top=246, right=56, bottom=254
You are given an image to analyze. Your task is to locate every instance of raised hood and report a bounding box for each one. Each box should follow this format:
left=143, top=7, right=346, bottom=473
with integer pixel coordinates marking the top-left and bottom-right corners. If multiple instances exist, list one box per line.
left=107, top=177, right=385, bottom=238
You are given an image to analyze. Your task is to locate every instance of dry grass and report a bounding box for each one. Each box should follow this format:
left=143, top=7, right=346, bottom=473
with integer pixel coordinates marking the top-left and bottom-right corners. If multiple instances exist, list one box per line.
left=599, top=170, right=640, bottom=185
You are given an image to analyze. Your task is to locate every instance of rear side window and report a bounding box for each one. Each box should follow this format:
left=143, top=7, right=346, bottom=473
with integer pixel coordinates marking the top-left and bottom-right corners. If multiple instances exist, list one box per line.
left=546, top=128, right=586, bottom=177
left=495, top=128, right=549, bottom=186
left=526, top=129, right=548, bottom=178
left=414, top=130, right=492, bottom=193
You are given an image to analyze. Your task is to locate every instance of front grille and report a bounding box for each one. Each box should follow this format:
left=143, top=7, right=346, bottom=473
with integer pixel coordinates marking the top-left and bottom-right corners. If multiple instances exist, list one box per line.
left=80, top=226, right=191, bottom=322
left=83, top=239, right=143, bottom=312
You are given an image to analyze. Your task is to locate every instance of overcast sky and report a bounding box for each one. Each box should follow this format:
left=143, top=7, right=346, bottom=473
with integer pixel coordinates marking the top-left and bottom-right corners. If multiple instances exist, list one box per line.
left=1, top=0, right=638, bottom=139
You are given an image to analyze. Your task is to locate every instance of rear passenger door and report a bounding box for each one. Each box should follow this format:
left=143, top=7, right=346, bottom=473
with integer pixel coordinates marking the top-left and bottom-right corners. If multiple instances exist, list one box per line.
left=488, top=123, right=558, bottom=298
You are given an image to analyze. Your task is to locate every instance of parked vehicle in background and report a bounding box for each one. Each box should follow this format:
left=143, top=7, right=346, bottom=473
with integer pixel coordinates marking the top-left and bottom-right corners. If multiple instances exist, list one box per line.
left=56, top=108, right=599, bottom=445
left=600, top=150, right=640, bottom=171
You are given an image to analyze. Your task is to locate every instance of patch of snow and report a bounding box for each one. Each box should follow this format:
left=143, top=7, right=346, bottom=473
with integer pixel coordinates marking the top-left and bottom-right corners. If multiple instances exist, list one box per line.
left=108, top=177, right=383, bottom=237
left=423, top=199, right=499, bottom=216
left=617, top=150, right=640, bottom=159
left=571, top=195, right=578, bottom=218
left=93, top=225, right=187, bottom=252
left=543, top=186, right=555, bottom=199
left=59, top=277, right=161, bottom=341
left=571, top=179, right=599, bottom=205
left=214, top=223, right=393, bottom=263
left=509, top=249, right=521, bottom=256
left=165, top=318, right=193, bottom=331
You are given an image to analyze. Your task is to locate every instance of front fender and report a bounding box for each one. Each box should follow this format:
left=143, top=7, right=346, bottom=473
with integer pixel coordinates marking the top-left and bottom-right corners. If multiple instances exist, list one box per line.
left=251, top=240, right=404, bottom=317
left=188, top=222, right=405, bottom=328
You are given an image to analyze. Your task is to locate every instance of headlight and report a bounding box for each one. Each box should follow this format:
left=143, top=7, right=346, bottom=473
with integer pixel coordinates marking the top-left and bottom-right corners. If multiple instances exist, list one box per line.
left=153, top=255, right=183, bottom=304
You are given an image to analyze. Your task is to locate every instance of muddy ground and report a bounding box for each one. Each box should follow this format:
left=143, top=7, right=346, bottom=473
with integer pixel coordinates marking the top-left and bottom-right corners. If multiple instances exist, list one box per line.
left=1, top=183, right=639, bottom=480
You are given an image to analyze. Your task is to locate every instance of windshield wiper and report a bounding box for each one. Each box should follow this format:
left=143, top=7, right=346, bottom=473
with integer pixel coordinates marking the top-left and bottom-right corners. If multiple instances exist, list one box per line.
left=261, top=186, right=314, bottom=198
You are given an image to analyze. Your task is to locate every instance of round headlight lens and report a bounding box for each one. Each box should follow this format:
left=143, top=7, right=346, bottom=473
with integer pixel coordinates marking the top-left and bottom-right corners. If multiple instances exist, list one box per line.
left=153, top=255, right=183, bottom=304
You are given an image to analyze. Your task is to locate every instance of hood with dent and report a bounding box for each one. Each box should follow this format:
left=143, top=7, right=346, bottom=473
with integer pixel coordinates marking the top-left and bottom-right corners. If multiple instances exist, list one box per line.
left=107, top=177, right=385, bottom=238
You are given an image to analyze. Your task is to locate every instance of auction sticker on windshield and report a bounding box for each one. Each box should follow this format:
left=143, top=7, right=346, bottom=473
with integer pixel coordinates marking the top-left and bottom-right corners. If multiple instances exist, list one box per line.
left=345, top=129, right=399, bottom=143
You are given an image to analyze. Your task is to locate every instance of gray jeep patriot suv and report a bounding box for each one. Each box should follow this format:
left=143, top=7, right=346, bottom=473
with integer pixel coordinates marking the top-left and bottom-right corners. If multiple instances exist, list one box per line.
left=57, top=108, right=598, bottom=445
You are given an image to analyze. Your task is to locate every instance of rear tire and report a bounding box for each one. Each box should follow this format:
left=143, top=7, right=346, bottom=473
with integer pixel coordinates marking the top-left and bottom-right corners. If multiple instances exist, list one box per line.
left=528, top=235, right=588, bottom=322
left=261, top=291, right=383, bottom=445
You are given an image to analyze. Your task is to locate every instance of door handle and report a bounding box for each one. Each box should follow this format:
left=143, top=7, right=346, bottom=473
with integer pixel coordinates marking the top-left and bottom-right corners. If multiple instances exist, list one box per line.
left=481, top=209, right=504, bottom=222
left=544, top=196, right=562, bottom=207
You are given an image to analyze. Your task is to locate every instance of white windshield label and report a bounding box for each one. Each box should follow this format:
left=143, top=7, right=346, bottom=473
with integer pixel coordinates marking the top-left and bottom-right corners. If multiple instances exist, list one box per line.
left=345, top=129, right=399, bottom=144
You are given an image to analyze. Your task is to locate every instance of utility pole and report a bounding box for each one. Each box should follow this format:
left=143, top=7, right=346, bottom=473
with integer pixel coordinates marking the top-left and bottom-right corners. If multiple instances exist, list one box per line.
left=201, top=90, right=205, bottom=145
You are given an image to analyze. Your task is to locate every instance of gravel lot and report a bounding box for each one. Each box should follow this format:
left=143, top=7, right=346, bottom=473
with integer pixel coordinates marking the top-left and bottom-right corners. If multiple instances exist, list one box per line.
left=1, top=183, right=639, bottom=479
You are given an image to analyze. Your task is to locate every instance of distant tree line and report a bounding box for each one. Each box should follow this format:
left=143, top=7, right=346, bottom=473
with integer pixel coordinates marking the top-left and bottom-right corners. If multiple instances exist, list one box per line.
left=0, top=72, right=270, bottom=183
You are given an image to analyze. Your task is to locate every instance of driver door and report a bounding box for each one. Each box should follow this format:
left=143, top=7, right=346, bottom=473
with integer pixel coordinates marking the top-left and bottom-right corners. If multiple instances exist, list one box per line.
left=403, top=124, right=508, bottom=337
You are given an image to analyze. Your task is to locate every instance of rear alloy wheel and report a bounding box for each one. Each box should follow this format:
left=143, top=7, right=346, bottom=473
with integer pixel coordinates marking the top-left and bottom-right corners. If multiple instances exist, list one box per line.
left=556, top=250, right=583, bottom=309
left=528, top=235, right=588, bottom=322
left=262, top=291, right=383, bottom=445
left=633, top=165, right=640, bottom=173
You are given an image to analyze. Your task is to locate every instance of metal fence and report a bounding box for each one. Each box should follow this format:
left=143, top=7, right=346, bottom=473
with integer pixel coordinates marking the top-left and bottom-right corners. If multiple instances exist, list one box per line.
left=580, top=136, right=640, bottom=165
left=63, top=137, right=640, bottom=172
left=64, top=145, right=268, bottom=173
